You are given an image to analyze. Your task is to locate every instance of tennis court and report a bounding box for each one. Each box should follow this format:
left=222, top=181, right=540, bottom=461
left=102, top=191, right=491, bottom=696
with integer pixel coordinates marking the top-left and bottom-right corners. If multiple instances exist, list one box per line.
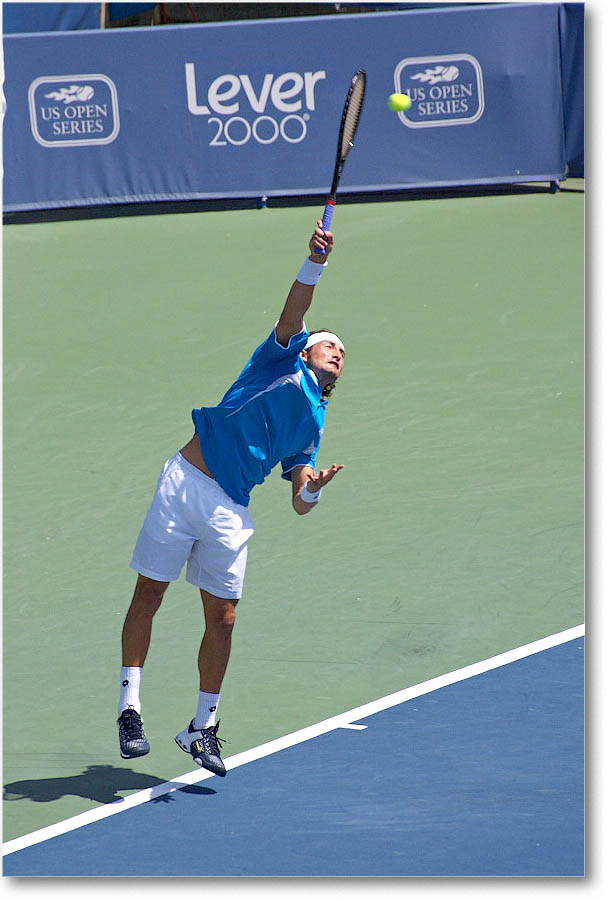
left=3, top=184, right=584, bottom=875
left=3, top=631, right=584, bottom=876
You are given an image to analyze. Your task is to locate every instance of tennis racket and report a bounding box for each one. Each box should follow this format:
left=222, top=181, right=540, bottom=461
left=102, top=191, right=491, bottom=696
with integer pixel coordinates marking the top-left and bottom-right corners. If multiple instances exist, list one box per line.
left=316, top=68, right=366, bottom=253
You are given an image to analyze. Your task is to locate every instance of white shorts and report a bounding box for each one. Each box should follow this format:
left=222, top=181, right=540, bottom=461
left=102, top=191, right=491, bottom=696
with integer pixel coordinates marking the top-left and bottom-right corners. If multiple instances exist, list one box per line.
left=130, top=453, right=254, bottom=599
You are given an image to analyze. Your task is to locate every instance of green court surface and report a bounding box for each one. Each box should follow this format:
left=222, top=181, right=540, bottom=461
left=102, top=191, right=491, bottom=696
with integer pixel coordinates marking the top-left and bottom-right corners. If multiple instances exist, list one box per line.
left=3, top=187, right=583, bottom=842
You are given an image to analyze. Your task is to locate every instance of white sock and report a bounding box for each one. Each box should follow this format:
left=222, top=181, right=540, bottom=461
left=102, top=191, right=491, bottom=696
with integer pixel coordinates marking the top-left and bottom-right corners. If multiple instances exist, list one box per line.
left=194, top=690, right=220, bottom=729
left=118, top=666, right=142, bottom=716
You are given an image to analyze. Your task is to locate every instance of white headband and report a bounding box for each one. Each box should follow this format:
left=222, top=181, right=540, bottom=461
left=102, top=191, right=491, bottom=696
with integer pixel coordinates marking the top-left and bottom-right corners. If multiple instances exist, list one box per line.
left=304, top=332, right=345, bottom=353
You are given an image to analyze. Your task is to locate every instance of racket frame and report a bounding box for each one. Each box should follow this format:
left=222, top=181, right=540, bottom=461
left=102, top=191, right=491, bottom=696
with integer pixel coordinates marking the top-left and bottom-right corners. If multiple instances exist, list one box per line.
left=317, top=69, right=366, bottom=245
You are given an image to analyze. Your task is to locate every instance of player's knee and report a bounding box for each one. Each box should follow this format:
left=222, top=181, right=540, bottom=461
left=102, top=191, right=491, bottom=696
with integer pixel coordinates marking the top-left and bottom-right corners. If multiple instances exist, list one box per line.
left=219, top=609, right=236, bottom=638
left=133, top=576, right=168, bottom=616
left=209, top=605, right=237, bottom=640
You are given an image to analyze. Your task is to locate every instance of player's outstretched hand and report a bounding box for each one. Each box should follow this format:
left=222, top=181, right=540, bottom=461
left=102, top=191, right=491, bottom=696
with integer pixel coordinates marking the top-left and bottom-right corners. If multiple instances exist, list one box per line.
left=308, top=464, right=344, bottom=492
left=309, top=220, right=334, bottom=261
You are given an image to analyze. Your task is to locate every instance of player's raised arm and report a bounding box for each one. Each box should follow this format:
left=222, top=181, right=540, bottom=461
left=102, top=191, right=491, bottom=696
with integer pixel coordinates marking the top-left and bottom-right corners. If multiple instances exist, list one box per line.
left=275, top=221, right=334, bottom=348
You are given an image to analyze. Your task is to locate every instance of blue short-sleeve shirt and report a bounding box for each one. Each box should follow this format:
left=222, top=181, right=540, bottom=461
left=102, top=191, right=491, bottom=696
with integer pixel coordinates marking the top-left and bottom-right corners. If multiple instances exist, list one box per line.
left=191, top=327, right=327, bottom=506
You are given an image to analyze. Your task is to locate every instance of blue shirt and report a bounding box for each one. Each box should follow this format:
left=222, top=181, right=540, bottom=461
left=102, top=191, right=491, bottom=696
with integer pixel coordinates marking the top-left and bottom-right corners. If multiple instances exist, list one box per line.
left=191, top=327, right=327, bottom=506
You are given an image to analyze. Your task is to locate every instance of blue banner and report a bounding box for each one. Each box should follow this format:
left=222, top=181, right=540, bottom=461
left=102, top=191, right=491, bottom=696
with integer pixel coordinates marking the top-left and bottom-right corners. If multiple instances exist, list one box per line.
left=559, top=3, right=584, bottom=177
left=2, top=4, right=568, bottom=211
left=108, top=4, right=157, bottom=22
left=2, top=2, right=101, bottom=34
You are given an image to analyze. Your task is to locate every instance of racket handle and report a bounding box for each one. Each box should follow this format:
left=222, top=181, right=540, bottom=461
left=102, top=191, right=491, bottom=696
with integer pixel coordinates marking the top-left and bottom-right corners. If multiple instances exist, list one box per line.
left=316, top=200, right=336, bottom=254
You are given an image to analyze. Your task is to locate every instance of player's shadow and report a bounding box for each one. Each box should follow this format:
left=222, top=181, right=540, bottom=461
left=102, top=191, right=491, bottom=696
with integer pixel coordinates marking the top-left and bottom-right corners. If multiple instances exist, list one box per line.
left=4, top=765, right=216, bottom=805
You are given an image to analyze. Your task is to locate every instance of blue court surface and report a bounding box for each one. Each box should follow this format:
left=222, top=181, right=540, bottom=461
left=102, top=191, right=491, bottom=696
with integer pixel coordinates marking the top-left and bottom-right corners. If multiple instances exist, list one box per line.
left=3, top=635, right=584, bottom=877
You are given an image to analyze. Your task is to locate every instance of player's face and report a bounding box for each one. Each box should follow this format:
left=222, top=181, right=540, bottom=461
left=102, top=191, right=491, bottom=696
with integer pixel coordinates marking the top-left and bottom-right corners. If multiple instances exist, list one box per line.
left=302, top=340, right=345, bottom=386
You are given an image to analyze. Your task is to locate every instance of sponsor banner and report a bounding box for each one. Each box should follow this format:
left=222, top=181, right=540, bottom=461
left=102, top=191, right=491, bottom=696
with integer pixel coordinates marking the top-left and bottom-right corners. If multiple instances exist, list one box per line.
left=2, top=4, right=567, bottom=211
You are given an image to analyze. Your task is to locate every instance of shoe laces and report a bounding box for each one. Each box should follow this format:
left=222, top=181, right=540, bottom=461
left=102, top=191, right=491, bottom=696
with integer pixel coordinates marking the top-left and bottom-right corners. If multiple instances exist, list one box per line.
left=199, top=721, right=227, bottom=755
left=121, top=706, right=145, bottom=740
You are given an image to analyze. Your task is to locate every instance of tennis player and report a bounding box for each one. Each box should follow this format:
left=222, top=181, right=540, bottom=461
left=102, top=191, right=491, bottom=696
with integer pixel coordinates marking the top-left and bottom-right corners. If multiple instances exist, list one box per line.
left=117, top=221, right=345, bottom=775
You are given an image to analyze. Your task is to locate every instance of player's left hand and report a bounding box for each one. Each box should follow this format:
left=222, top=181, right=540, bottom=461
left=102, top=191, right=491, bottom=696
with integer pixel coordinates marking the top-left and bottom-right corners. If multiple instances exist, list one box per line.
left=308, top=464, right=344, bottom=491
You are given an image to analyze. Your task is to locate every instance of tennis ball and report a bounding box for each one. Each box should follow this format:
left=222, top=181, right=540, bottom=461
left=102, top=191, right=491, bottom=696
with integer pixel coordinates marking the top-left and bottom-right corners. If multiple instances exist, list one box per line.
left=388, top=92, right=412, bottom=112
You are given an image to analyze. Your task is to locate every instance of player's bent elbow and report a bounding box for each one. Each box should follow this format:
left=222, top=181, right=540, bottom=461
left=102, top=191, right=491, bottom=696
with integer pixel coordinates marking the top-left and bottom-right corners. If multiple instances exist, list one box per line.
left=293, top=498, right=312, bottom=516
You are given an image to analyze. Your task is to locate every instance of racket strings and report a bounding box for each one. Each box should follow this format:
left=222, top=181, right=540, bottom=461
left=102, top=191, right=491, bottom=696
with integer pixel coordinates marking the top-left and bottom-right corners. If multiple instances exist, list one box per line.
left=340, top=77, right=366, bottom=158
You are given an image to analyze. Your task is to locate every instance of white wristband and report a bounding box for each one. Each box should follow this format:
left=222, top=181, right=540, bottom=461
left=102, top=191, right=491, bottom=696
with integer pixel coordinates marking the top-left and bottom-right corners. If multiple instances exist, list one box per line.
left=300, top=481, right=323, bottom=504
left=296, top=257, right=328, bottom=286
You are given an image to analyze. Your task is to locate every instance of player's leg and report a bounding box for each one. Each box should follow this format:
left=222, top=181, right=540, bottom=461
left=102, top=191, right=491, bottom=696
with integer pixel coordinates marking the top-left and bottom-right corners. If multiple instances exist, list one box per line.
left=118, top=452, right=198, bottom=759
left=175, top=466, right=253, bottom=775
left=117, top=575, right=170, bottom=759
left=121, top=574, right=170, bottom=669
left=198, top=591, right=239, bottom=695
left=119, top=574, right=169, bottom=714
left=174, top=591, right=238, bottom=777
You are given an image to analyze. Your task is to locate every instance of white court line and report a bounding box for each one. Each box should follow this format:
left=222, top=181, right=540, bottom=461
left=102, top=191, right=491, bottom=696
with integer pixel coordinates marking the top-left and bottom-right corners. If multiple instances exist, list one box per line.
left=2, top=623, right=584, bottom=857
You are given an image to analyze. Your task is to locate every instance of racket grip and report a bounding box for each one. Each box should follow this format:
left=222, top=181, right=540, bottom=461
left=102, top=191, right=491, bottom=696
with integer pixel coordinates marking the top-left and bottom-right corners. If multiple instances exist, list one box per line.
left=316, top=200, right=335, bottom=254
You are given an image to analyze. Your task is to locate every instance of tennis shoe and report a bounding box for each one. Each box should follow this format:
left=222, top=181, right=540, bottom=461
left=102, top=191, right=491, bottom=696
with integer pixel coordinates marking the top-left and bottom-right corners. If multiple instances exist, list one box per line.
left=117, top=706, right=150, bottom=759
left=175, top=720, right=227, bottom=777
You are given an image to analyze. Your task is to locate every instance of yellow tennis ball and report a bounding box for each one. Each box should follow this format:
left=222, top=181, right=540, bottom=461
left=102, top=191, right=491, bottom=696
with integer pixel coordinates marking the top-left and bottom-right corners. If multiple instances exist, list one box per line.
left=388, top=92, right=412, bottom=112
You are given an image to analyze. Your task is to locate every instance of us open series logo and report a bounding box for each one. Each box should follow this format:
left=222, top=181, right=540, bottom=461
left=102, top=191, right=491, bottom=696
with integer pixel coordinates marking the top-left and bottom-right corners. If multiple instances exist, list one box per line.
left=28, top=74, right=120, bottom=147
left=393, top=54, right=484, bottom=128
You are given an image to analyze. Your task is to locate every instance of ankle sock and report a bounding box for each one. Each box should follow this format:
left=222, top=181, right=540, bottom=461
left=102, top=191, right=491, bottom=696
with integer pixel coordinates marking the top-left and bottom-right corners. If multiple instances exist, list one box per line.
left=118, top=666, right=142, bottom=716
left=194, top=690, right=220, bottom=729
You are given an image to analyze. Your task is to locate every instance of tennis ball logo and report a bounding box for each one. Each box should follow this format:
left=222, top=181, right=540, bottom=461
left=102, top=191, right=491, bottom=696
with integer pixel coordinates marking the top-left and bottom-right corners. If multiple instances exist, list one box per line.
left=44, top=84, right=95, bottom=103
left=411, top=65, right=460, bottom=86
left=185, top=64, right=327, bottom=147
